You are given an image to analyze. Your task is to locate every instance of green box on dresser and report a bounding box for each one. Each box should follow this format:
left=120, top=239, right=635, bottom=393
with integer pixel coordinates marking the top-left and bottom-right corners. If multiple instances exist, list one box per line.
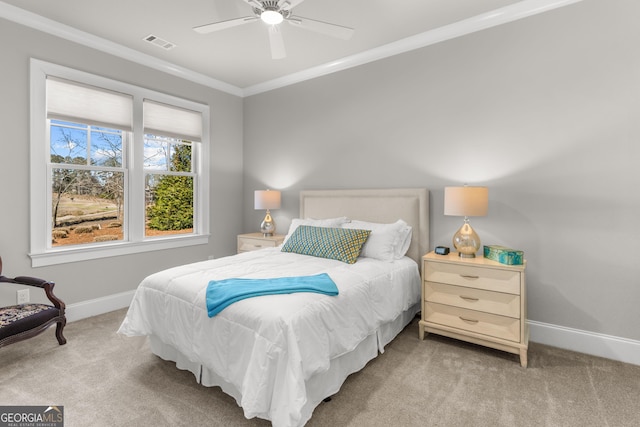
left=483, top=245, right=523, bottom=266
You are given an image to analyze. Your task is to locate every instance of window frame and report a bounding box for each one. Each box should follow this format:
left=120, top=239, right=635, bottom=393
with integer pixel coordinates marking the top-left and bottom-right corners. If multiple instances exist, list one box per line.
left=29, top=59, right=210, bottom=267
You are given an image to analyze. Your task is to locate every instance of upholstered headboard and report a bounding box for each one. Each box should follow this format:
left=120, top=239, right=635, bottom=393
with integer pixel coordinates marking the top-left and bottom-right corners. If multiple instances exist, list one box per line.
left=299, top=188, right=429, bottom=265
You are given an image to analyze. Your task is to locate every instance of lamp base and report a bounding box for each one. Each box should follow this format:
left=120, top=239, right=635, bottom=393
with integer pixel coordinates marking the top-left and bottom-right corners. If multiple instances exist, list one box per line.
left=452, top=220, right=481, bottom=258
left=260, top=210, right=276, bottom=237
left=458, top=251, right=477, bottom=258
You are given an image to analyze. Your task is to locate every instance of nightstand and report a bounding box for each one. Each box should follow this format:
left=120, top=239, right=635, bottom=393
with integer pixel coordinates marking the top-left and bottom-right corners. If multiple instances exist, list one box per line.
left=237, top=233, right=285, bottom=254
left=419, top=251, right=528, bottom=367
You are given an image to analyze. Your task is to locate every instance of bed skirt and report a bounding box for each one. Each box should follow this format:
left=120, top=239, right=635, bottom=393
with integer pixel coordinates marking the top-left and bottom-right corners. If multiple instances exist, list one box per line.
left=148, top=302, right=419, bottom=426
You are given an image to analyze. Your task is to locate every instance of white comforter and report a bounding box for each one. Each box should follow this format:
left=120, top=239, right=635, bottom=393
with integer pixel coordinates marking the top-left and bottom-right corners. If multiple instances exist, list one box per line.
left=118, top=248, right=420, bottom=426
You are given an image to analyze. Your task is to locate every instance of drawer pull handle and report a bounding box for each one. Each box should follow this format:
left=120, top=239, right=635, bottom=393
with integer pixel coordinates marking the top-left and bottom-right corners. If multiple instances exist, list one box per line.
left=459, top=316, right=479, bottom=324
left=460, top=295, right=479, bottom=302
left=460, top=274, right=480, bottom=280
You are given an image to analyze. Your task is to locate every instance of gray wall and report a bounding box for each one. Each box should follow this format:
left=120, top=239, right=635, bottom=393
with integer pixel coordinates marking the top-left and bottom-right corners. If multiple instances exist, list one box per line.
left=243, top=0, right=640, bottom=341
left=0, top=19, right=244, bottom=306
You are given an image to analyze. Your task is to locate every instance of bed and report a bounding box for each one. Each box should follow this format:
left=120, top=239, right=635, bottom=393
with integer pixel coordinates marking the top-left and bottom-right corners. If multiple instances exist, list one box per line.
left=118, top=188, right=429, bottom=426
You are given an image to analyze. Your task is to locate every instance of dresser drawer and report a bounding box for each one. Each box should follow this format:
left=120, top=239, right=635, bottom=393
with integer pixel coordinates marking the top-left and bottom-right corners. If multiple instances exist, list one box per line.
left=425, top=302, right=520, bottom=342
left=425, top=281, right=520, bottom=318
left=425, top=261, right=521, bottom=294
left=237, top=237, right=277, bottom=252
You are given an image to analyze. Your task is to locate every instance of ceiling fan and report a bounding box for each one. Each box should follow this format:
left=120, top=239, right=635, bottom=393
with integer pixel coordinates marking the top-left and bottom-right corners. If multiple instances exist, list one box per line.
left=193, top=0, right=354, bottom=59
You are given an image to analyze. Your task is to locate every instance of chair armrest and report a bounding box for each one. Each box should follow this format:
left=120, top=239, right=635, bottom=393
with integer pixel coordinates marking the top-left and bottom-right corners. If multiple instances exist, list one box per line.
left=12, top=276, right=51, bottom=288
left=0, top=276, right=64, bottom=310
left=0, top=275, right=21, bottom=285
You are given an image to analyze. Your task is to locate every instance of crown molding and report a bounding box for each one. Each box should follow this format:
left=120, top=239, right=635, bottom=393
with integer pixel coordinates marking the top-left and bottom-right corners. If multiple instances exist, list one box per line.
left=0, top=1, right=244, bottom=97
left=1, top=0, right=583, bottom=98
left=243, top=0, right=584, bottom=96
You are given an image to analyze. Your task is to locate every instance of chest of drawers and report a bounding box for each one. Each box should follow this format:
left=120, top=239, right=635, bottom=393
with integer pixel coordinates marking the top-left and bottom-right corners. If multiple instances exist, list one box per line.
left=419, top=251, right=528, bottom=367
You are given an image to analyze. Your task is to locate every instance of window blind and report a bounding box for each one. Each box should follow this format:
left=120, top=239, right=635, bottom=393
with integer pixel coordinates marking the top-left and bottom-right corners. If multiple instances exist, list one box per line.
left=46, top=77, right=133, bottom=131
left=143, top=100, right=202, bottom=142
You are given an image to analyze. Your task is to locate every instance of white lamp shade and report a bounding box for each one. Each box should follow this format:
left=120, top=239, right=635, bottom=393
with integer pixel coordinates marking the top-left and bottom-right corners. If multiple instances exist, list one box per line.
left=254, top=190, right=281, bottom=210
left=444, top=186, right=488, bottom=217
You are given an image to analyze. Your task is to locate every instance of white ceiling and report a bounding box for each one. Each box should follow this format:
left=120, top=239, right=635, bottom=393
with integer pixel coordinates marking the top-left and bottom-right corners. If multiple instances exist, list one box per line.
left=1, top=0, right=580, bottom=96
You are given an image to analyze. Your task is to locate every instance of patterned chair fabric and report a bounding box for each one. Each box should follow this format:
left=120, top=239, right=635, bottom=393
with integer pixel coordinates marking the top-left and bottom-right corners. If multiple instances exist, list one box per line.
left=0, top=257, right=66, bottom=348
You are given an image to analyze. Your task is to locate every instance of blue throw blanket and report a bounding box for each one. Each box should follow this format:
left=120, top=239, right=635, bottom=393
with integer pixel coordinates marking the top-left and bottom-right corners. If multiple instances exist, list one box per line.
left=206, top=273, right=339, bottom=317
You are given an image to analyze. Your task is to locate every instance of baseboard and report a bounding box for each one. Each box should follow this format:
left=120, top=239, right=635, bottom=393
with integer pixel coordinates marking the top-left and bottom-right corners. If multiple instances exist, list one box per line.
left=65, top=294, right=640, bottom=366
left=65, top=290, right=135, bottom=323
left=529, top=320, right=640, bottom=366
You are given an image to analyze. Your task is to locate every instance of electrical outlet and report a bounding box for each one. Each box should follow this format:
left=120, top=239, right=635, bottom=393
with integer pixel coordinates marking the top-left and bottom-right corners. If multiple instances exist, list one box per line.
left=17, top=289, right=30, bottom=304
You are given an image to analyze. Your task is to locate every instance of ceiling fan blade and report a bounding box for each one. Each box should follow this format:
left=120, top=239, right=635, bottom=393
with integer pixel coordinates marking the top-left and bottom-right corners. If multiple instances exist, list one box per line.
left=242, top=0, right=265, bottom=10
left=268, top=25, right=286, bottom=59
left=193, top=16, right=258, bottom=34
left=287, top=16, right=354, bottom=40
left=277, top=0, right=307, bottom=11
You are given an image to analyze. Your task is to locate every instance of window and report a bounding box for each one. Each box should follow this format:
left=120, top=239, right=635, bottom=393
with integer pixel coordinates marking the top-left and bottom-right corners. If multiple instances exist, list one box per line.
left=30, top=59, right=210, bottom=266
left=50, top=120, right=127, bottom=246
left=142, top=100, right=201, bottom=239
left=143, top=135, right=194, bottom=237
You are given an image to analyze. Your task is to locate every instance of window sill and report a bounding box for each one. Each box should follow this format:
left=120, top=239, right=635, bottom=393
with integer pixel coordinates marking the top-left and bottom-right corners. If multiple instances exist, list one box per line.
left=29, top=234, right=210, bottom=267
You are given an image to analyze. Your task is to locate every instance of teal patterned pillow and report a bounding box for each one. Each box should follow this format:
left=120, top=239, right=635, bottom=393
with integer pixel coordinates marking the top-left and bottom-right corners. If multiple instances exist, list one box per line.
left=281, top=225, right=371, bottom=264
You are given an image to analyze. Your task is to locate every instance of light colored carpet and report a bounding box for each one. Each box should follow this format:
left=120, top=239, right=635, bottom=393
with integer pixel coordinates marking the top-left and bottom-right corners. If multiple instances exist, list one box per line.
left=1, top=309, right=639, bottom=426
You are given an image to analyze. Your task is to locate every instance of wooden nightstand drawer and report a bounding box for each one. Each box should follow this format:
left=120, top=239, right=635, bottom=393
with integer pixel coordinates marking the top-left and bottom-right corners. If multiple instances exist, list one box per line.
left=425, top=261, right=521, bottom=294
left=238, top=237, right=275, bottom=252
left=425, top=281, right=520, bottom=318
left=425, top=302, right=520, bottom=342
left=237, top=233, right=285, bottom=253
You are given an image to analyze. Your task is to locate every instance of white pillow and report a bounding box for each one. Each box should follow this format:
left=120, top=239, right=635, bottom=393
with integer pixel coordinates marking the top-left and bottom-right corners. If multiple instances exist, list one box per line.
left=342, top=219, right=412, bottom=261
left=283, top=217, right=349, bottom=244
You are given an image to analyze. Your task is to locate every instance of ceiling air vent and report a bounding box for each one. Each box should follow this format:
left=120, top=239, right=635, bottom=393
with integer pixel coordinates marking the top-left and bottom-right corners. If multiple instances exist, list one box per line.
left=143, top=34, right=176, bottom=50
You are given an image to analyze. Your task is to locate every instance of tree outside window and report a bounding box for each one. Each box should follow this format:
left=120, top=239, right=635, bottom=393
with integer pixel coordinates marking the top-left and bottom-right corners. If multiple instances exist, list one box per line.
left=144, top=136, right=195, bottom=236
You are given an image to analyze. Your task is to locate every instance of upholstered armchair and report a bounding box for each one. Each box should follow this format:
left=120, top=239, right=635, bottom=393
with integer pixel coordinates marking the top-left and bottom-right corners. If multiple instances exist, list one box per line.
left=0, top=256, right=67, bottom=348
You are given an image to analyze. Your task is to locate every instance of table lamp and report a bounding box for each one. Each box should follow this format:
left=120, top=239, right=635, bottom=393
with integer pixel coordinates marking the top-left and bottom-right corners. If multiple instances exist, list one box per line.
left=444, top=186, right=488, bottom=258
left=254, top=190, right=281, bottom=236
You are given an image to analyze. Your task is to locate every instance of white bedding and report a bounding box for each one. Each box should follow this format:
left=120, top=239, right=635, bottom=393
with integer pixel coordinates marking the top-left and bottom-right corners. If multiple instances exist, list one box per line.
left=118, top=248, right=421, bottom=426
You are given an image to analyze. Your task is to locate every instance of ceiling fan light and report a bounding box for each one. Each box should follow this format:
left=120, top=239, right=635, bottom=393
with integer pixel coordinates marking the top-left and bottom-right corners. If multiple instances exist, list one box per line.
left=261, top=10, right=283, bottom=25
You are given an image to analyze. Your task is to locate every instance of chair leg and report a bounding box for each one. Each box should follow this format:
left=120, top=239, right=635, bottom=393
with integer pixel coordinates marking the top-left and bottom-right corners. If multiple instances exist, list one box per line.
left=55, top=319, right=67, bottom=345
